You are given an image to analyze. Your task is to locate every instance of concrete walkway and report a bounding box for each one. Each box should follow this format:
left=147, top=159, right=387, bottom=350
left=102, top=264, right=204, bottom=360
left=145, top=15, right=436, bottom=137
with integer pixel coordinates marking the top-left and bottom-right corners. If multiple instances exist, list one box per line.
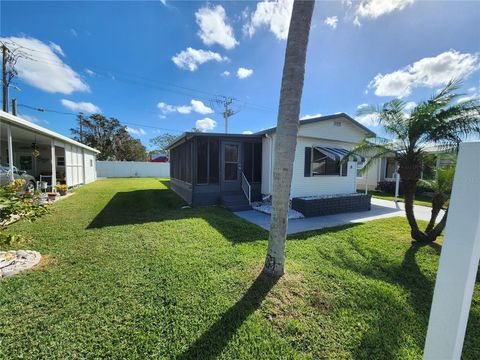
left=234, top=198, right=444, bottom=235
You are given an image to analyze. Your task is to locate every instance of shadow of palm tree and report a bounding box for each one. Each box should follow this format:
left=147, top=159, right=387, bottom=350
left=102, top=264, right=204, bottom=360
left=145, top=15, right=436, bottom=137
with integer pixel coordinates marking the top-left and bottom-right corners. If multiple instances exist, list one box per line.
left=176, top=272, right=278, bottom=360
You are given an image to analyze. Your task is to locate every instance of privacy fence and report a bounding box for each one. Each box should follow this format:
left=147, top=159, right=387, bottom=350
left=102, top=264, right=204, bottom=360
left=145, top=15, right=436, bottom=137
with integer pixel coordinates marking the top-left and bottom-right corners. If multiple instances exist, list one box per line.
left=96, top=161, right=170, bottom=178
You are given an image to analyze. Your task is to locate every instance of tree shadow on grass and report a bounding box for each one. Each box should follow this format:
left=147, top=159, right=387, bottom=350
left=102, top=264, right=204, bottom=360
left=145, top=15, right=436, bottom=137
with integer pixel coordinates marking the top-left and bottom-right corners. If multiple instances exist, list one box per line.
left=176, top=272, right=278, bottom=360
left=86, top=185, right=267, bottom=243
left=316, top=240, right=442, bottom=358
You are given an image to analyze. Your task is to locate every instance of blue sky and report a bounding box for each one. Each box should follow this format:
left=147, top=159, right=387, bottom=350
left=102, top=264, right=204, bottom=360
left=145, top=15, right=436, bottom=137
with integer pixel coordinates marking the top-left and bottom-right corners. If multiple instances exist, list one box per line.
left=1, top=0, right=479, bottom=149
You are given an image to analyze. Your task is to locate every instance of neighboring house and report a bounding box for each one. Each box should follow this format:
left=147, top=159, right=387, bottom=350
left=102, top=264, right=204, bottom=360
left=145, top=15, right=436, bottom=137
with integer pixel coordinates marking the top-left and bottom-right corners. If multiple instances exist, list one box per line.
left=149, top=153, right=168, bottom=163
left=167, top=113, right=372, bottom=210
left=0, top=110, right=99, bottom=189
left=356, top=145, right=456, bottom=191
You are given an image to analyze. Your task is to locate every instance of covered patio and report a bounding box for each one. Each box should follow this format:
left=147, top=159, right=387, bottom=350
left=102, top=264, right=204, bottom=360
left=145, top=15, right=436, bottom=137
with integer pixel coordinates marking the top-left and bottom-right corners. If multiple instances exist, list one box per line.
left=0, top=110, right=99, bottom=190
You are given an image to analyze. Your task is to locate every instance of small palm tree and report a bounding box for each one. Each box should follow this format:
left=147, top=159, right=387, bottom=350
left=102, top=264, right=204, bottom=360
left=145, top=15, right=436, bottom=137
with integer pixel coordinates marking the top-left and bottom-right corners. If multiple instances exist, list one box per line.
left=353, top=80, right=480, bottom=243
left=419, top=160, right=455, bottom=234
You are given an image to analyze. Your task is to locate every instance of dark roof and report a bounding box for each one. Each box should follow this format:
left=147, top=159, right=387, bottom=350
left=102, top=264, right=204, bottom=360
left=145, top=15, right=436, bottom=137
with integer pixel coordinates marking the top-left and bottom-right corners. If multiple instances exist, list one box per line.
left=254, top=113, right=375, bottom=136
left=166, top=132, right=262, bottom=150
left=166, top=113, right=375, bottom=150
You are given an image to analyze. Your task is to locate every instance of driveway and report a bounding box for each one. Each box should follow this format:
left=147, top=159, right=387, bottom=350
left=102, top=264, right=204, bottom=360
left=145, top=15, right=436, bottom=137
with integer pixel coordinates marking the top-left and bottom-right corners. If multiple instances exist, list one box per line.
left=234, top=198, right=444, bottom=235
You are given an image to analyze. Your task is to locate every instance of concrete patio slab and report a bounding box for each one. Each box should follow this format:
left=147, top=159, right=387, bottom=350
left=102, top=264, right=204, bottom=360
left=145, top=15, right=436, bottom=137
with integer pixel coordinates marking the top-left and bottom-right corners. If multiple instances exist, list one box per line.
left=234, top=198, right=444, bottom=235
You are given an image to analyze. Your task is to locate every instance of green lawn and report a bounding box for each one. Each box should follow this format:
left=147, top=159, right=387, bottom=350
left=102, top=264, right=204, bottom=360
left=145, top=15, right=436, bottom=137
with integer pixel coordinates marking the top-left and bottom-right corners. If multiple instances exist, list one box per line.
left=1, top=178, right=478, bottom=359
left=364, top=190, right=434, bottom=208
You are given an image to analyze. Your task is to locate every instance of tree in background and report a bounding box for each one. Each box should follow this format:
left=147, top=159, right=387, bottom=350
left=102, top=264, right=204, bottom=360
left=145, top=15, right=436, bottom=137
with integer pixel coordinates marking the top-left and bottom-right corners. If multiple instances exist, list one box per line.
left=71, top=114, right=148, bottom=161
left=264, top=0, right=315, bottom=277
left=149, top=133, right=177, bottom=157
left=352, top=80, right=480, bottom=243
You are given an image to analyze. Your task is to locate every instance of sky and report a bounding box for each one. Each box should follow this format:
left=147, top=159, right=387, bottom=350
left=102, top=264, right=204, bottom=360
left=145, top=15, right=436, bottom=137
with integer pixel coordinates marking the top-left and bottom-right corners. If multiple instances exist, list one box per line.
left=1, top=0, right=479, bottom=150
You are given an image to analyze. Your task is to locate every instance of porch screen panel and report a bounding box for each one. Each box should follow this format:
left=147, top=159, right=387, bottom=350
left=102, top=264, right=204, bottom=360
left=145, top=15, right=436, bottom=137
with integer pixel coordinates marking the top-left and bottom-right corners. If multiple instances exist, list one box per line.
left=196, top=138, right=208, bottom=184
left=65, top=144, right=73, bottom=187
left=253, top=143, right=262, bottom=182
left=209, top=140, right=219, bottom=184
left=170, top=141, right=192, bottom=184
left=243, top=143, right=253, bottom=182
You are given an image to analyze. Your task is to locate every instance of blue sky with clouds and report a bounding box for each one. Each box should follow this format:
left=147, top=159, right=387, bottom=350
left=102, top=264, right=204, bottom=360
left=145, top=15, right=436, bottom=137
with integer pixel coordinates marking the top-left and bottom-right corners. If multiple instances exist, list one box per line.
left=1, top=0, right=479, bottom=149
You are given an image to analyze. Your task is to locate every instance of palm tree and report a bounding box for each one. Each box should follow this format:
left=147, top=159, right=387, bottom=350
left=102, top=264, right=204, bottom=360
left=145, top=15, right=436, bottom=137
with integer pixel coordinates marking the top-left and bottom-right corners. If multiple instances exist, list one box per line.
left=353, top=80, right=480, bottom=243
left=263, top=0, right=315, bottom=277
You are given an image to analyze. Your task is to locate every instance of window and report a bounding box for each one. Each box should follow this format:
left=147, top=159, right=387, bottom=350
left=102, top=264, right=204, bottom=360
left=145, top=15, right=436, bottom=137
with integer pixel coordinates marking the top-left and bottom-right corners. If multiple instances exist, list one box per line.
left=356, top=158, right=366, bottom=178
left=385, top=158, right=396, bottom=178
left=170, top=141, right=192, bottom=183
left=334, top=121, right=342, bottom=127
left=195, top=138, right=219, bottom=185
left=224, top=144, right=239, bottom=181
left=90, top=159, right=93, bottom=167
left=311, top=148, right=341, bottom=176
left=242, top=142, right=262, bottom=183
left=57, top=156, right=65, bottom=167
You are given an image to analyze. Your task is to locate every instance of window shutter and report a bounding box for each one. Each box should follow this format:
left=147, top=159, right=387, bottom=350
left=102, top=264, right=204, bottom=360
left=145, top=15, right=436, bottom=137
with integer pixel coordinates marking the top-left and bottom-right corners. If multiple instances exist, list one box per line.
left=304, top=147, right=312, bottom=177
left=342, top=162, right=348, bottom=177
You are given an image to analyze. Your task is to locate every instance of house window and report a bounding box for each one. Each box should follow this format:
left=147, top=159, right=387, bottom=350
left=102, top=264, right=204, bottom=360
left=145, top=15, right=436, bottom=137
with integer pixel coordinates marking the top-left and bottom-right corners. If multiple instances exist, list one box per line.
left=196, top=138, right=219, bottom=185
left=334, top=121, right=342, bottom=127
left=385, top=158, right=396, bottom=178
left=311, top=148, right=342, bottom=176
left=243, top=142, right=262, bottom=183
left=356, top=158, right=366, bottom=178
left=57, top=156, right=65, bottom=167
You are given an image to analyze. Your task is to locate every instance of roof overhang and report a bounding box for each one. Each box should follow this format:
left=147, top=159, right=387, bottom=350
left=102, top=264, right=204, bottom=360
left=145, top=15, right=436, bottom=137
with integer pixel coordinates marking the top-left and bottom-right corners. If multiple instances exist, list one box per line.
left=0, top=110, right=100, bottom=153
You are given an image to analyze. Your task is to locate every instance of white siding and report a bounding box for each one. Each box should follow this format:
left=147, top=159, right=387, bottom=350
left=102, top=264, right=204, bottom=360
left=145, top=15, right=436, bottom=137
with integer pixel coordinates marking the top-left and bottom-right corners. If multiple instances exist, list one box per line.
left=290, top=137, right=357, bottom=198
left=83, top=151, right=97, bottom=184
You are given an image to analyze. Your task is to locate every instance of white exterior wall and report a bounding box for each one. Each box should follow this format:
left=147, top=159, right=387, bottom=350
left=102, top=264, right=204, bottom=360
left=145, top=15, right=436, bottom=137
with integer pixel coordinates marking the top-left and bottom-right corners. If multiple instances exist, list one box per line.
left=356, top=158, right=382, bottom=191
left=83, top=151, right=97, bottom=184
left=290, top=136, right=357, bottom=198
left=261, top=117, right=371, bottom=198
left=64, top=143, right=97, bottom=187
left=96, top=161, right=170, bottom=178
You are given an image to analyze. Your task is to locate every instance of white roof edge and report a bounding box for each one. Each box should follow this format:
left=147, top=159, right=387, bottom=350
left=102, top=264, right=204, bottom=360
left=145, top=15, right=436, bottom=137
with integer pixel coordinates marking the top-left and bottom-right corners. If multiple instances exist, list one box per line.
left=0, top=110, right=100, bottom=154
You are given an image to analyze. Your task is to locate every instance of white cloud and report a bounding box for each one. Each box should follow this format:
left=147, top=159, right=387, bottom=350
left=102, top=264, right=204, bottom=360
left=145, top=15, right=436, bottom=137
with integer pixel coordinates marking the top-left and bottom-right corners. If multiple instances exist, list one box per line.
left=126, top=127, right=147, bottom=136
left=404, top=101, right=416, bottom=112
left=355, top=113, right=379, bottom=126
left=157, top=102, right=176, bottom=114
left=49, top=42, right=65, bottom=57
left=368, top=50, right=480, bottom=98
left=196, top=5, right=238, bottom=50
left=0, top=36, right=89, bottom=94
left=84, top=68, right=96, bottom=77
left=18, top=114, right=40, bottom=124
left=324, top=16, right=338, bottom=29
left=468, top=87, right=476, bottom=93
left=176, top=105, right=192, bottom=114
left=237, top=67, right=253, bottom=79
left=190, top=99, right=214, bottom=114
left=157, top=99, right=213, bottom=115
left=300, top=113, right=322, bottom=120
left=195, top=117, right=217, bottom=132
left=457, top=93, right=478, bottom=104
left=242, top=130, right=254, bottom=134
left=222, top=70, right=231, bottom=77
left=354, top=0, right=415, bottom=25
left=243, top=0, right=294, bottom=40
left=61, top=99, right=101, bottom=113
left=70, top=28, right=78, bottom=37
left=172, top=47, right=229, bottom=71
left=159, top=0, right=167, bottom=5
left=357, top=103, right=369, bottom=110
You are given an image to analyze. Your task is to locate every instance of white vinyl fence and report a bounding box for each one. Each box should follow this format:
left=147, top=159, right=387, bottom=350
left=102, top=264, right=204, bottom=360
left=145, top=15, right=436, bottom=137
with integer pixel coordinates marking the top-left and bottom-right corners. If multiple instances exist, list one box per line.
left=97, top=161, right=170, bottom=178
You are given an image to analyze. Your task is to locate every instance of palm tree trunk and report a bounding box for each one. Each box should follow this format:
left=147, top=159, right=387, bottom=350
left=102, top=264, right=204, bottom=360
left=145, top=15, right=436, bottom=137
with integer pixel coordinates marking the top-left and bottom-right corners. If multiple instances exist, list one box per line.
left=426, top=209, right=449, bottom=241
left=263, top=0, right=315, bottom=278
left=425, top=194, right=446, bottom=234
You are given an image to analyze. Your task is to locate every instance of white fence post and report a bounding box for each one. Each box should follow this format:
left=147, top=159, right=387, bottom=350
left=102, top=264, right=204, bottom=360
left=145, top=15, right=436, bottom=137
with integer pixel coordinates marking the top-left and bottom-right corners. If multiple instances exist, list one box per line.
left=423, top=142, right=480, bottom=360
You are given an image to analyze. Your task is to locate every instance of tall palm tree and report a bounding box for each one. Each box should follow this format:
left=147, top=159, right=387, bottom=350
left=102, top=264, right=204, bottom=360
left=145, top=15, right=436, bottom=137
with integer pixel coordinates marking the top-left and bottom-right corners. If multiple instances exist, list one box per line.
left=353, top=80, right=480, bottom=243
left=263, top=0, right=315, bottom=277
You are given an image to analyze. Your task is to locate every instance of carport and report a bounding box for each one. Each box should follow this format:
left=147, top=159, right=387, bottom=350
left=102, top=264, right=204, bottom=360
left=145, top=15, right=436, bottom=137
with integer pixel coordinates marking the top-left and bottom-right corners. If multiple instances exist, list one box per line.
left=0, top=110, right=99, bottom=189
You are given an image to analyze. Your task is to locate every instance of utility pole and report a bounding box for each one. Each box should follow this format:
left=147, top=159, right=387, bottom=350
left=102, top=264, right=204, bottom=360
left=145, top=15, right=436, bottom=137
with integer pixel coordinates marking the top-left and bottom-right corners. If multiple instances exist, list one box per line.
left=2, top=44, right=8, bottom=112
left=11, top=98, right=17, bottom=115
left=210, top=96, right=240, bottom=134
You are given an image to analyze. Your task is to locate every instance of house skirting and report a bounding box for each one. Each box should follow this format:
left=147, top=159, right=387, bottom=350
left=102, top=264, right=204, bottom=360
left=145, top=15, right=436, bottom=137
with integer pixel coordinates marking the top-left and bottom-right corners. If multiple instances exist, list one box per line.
left=292, top=194, right=371, bottom=217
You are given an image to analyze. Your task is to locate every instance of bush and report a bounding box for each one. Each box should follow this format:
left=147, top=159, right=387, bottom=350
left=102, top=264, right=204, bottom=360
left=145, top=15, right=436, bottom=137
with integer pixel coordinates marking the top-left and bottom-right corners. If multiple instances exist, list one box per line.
left=376, top=180, right=433, bottom=195
left=0, top=179, right=49, bottom=231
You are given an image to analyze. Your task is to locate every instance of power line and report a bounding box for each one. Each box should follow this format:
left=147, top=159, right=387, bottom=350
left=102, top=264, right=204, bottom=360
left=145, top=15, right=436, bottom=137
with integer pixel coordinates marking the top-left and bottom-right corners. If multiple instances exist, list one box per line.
left=17, top=103, right=184, bottom=133
left=1, top=40, right=276, bottom=113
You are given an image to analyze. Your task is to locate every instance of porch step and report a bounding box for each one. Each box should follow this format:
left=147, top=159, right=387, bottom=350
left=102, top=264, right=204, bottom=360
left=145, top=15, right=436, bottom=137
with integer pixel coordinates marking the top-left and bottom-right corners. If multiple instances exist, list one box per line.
left=221, top=192, right=251, bottom=212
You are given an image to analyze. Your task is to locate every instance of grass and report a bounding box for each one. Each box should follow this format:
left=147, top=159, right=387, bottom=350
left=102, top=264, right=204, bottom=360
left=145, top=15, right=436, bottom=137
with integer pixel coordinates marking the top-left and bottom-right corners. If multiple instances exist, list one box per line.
left=0, top=178, right=478, bottom=359
left=364, top=190, right=434, bottom=208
